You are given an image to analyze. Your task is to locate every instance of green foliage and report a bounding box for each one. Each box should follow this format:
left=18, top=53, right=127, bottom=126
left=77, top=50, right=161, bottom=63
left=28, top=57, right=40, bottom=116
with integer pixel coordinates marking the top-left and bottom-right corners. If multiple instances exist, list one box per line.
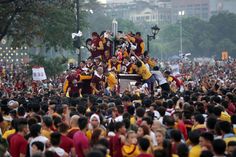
left=0, top=0, right=86, bottom=49
left=29, top=55, right=67, bottom=77
left=154, top=12, right=236, bottom=58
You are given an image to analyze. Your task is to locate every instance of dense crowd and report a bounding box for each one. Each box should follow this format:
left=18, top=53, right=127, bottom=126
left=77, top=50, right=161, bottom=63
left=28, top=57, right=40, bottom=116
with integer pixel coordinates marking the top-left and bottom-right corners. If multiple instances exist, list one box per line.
left=0, top=31, right=236, bottom=157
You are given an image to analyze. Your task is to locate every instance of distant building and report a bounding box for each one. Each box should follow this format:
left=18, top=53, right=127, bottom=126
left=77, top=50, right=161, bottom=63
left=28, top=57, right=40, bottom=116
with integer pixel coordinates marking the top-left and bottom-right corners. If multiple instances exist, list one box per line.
left=104, top=0, right=236, bottom=25
left=104, top=0, right=172, bottom=25
left=171, top=0, right=210, bottom=23
left=209, top=0, right=236, bottom=16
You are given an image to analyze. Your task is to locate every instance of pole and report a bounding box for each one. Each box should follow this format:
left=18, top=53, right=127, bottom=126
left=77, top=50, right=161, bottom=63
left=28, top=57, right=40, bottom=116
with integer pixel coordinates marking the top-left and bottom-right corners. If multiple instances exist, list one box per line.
left=112, top=19, right=118, bottom=55
left=180, top=16, right=183, bottom=55
left=147, top=35, right=150, bottom=53
left=76, top=0, right=81, bottom=64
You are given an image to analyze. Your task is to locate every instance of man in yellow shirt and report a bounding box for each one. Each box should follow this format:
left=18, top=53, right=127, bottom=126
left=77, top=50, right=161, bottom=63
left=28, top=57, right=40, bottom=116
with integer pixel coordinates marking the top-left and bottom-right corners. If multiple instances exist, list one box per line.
left=104, top=71, right=118, bottom=95
left=41, top=116, right=53, bottom=139
left=189, top=130, right=202, bottom=157
left=131, top=51, right=155, bottom=94
left=2, top=119, right=17, bottom=139
left=122, top=131, right=140, bottom=157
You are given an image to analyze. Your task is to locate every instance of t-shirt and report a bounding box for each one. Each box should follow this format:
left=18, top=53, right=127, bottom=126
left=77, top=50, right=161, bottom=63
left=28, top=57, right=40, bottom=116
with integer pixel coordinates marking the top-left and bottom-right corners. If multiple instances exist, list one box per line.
left=152, top=71, right=167, bottom=85
left=136, top=62, right=152, bottom=80
left=67, top=127, right=80, bottom=139
left=2, top=129, right=15, bottom=139
left=41, top=129, right=52, bottom=139
left=176, top=120, right=188, bottom=140
left=9, top=133, right=28, bottom=157
left=29, top=135, right=48, bottom=156
left=48, top=146, right=65, bottom=157
left=59, top=135, right=74, bottom=154
left=73, top=131, right=89, bottom=157
left=189, top=145, right=201, bottom=157
left=136, top=153, right=153, bottom=157
left=122, top=144, right=140, bottom=157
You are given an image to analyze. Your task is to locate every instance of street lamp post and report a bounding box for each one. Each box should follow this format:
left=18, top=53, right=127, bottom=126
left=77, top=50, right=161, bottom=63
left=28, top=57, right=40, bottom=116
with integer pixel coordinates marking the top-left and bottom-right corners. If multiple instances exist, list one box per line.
left=76, top=0, right=81, bottom=64
left=147, top=25, right=160, bottom=53
left=178, top=10, right=185, bottom=55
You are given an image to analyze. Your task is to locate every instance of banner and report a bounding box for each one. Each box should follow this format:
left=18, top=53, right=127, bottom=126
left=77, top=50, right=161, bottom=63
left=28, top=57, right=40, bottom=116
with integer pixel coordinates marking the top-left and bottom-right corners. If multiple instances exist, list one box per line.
left=222, top=51, right=228, bottom=61
left=32, top=66, right=47, bottom=81
left=171, top=64, right=180, bottom=76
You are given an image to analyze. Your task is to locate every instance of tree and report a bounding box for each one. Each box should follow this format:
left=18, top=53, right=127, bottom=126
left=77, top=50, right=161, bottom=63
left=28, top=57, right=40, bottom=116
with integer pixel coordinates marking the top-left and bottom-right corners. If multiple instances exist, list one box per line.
left=29, top=54, right=67, bottom=77
left=216, top=38, right=236, bottom=53
left=210, top=12, right=236, bottom=43
left=0, top=0, right=86, bottom=49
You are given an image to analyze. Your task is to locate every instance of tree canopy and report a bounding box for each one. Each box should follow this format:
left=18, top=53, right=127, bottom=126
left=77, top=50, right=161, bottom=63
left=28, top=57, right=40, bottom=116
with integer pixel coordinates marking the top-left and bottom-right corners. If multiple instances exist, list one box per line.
left=0, top=0, right=82, bottom=49
left=155, top=12, right=236, bottom=58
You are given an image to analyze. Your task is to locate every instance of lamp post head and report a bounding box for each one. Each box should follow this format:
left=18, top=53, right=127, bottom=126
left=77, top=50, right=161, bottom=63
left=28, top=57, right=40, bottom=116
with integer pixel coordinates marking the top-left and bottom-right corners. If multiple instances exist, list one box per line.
left=151, top=25, right=160, bottom=37
left=178, top=10, right=185, bottom=16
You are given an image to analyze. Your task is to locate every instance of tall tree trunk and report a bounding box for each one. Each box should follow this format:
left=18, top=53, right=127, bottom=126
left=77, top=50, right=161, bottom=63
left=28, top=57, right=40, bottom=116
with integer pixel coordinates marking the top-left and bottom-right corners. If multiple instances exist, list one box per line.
left=0, top=6, right=19, bottom=41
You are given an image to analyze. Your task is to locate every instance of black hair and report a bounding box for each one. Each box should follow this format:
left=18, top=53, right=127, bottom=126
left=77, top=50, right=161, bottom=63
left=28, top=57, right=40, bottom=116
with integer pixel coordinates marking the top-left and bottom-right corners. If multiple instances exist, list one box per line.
left=97, top=138, right=109, bottom=149
left=213, top=106, right=223, bottom=117
left=17, top=106, right=25, bottom=117
left=44, top=151, right=54, bottom=157
left=136, top=107, right=145, bottom=118
left=138, top=137, right=150, bottom=152
left=174, top=111, right=183, bottom=120
left=114, top=122, right=125, bottom=132
left=117, top=105, right=124, bottom=115
left=127, top=105, right=135, bottom=115
left=136, top=32, right=141, bottom=36
left=153, top=149, right=167, bottom=157
left=123, top=118, right=130, bottom=129
left=31, top=141, right=44, bottom=151
left=120, top=109, right=129, bottom=118
left=188, top=130, right=200, bottom=145
left=219, top=121, right=232, bottom=134
left=228, top=141, right=236, bottom=147
left=177, top=143, right=189, bottom=157
left=86, top=150, right=104, bottom=157
left=42, top=116, right=53, bottom=128
left=142, top=98, right=152, bottom=108
left=135, top=61, right=142, bottom=68
left=153, top=66, right=160, bottom=71
left=30, top=124, right=41, bottom=138
left=194, top=114, right=205, bottom=124
left=206, top=116, right=217, bottom=130
left=78, top=116, right=88, bottom=130
left=77, top=105, right=87, bottom=115
left=200, top=132, right=214, bottom=143
left=58, top=122, right=69, bottom=133
left=50, top=132, right=61, bottom=146
left=122, top=96, right=131, bottom=102
left=163, top=116, right=175, bottom=127
left=157, top=106, right=166, bottom=117
left=200, top=150, right=213, bottom=157
left=170, top=129, right=182, bottom=142
left=142, top=116, right=153, bottom=126
left=213, top=139, right=226, bottom=155
left=17, top=118, right=28, bottom=132
left=53, top=116, right=62, bottom=129
left=231, top=114, right=236, bottom=124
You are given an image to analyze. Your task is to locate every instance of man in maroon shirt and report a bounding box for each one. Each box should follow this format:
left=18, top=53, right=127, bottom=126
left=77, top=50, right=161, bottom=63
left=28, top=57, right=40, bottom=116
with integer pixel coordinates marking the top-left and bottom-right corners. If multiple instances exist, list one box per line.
left=90, top=67, right=105, bottom=95
left=9, top=118, right=28, bottom=157
left=67, top=115, right=80, bottom=139
left=134, top=32, right=145, bottom=57
left=73, top=116, right=89, bottom=157
left=109, top=122, right=126, bottom=157
left=58, top=122, right=76, bottom=157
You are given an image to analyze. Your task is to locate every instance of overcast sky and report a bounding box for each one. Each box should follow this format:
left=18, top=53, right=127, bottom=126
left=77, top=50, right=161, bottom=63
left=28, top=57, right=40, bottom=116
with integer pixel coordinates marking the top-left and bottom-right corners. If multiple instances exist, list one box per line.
left=98, top=0, right=106, bottom=4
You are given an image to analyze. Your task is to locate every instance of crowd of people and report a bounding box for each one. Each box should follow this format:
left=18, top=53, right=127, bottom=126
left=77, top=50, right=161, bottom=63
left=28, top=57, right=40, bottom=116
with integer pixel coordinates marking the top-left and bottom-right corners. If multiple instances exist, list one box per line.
left=0, top=30, right=236, bottom=157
